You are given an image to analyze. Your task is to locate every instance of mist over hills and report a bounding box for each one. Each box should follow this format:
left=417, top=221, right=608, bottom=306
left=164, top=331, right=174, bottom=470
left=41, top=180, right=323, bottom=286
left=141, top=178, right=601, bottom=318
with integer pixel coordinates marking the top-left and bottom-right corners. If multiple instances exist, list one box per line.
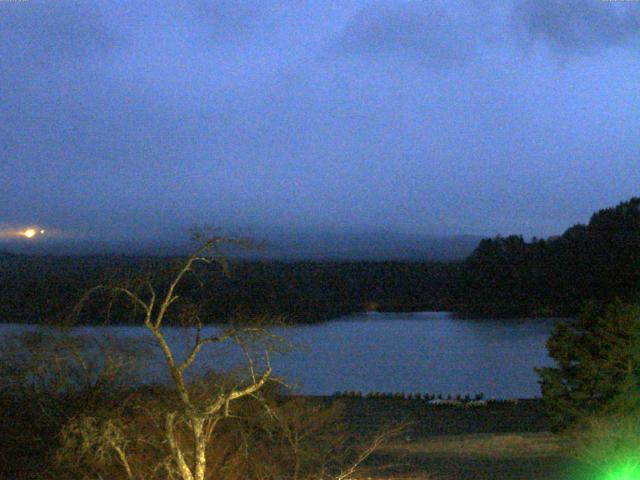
left=0, top=229, right=482, bottom=261
left=262, top=231, right=482, bottom=261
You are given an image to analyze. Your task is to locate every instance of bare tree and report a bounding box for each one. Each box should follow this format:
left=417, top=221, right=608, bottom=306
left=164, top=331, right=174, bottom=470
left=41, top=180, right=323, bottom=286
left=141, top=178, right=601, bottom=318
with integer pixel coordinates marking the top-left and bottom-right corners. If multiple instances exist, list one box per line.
left=58, top=236, right=405, bottom=480
left=260, top=397, right=406, bottom=480
left=72, top=237, right=278, bottom=480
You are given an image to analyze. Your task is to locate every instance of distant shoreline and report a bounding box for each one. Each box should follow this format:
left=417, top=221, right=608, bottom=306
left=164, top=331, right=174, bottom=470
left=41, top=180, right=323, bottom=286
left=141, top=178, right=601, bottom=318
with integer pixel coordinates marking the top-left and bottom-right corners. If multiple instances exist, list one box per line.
left=0, top=253, right=580, bottom=324
left=0, top=310, right=569, bottom=326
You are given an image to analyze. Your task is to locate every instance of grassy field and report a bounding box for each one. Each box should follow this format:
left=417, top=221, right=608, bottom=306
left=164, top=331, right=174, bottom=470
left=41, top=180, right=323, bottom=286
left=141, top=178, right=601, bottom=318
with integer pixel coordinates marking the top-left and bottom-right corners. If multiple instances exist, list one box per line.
left=326, top=398, right=588, bottom=480
left=370, top=432, right=575, bottom=479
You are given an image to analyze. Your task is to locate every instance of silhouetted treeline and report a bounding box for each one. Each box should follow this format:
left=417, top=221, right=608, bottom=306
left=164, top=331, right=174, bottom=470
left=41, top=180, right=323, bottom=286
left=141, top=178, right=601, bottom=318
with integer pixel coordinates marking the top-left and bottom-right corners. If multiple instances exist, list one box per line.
left=3, top=197, right=639, bottom=323
left=0, top=253, right=462, bottom=324
left=459, top=197, right=640, bottom=317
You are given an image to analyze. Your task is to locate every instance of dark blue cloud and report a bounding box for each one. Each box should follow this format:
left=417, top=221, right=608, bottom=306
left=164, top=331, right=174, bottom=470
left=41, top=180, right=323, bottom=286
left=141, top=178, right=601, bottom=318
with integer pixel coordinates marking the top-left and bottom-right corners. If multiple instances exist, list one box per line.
left=0, top=0, right=638, bottom=243
left=338, top=1, right=477, bottom=66
left=189, top=0, right=271, bottom=39
left=0, top=0, right=123, bottom=74
left=514, top=0, right=640, bottom=53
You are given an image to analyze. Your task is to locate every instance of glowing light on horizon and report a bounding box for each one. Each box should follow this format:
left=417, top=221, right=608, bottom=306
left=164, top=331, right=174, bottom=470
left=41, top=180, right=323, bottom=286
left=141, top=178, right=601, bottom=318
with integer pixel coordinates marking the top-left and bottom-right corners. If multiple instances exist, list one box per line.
left=18, top=227, right=46, bottom=239
left=0, top=225, right=66, bottom=241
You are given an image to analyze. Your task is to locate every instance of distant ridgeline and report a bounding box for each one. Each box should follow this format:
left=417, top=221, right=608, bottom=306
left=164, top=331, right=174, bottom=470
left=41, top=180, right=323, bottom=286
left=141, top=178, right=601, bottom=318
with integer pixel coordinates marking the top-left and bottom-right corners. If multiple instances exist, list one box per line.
left=459, top=197, right=640, bottom=317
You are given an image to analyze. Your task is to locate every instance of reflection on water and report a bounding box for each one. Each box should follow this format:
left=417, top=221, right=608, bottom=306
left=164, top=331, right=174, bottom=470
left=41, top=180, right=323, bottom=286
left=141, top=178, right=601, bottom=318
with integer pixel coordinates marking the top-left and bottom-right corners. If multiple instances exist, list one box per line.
left=0, top=312, right=561, bottom=398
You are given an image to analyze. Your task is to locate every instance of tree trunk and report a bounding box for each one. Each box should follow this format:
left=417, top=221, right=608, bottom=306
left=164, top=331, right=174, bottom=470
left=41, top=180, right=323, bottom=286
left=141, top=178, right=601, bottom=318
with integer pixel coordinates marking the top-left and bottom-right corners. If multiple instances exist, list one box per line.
left=193, top=417, right=207, bottom=480
left=166, top=413, right=195, bottom=480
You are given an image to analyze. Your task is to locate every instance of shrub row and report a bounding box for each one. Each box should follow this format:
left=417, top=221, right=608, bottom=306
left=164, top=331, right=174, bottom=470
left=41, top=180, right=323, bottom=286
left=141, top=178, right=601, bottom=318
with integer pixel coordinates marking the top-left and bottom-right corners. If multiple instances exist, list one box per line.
left=332, top=391, right=487, bottom=402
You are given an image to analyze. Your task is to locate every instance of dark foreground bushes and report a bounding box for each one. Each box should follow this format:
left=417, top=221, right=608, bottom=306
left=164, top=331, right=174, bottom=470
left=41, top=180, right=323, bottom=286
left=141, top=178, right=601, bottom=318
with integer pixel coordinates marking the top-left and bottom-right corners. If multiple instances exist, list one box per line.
left=0, top=329, right=397, bottom=480
left=0, top=384, right=356, bottom=479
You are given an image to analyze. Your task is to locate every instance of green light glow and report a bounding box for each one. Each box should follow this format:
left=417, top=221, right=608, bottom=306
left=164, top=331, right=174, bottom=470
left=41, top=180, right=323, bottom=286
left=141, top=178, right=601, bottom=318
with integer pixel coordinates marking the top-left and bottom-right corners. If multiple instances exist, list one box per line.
left=603, top=461, right=640, bottom=480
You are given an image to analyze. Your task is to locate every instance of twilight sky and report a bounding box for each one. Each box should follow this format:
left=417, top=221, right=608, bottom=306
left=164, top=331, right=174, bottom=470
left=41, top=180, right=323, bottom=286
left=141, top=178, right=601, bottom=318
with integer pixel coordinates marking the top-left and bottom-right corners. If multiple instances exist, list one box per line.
left=1, top=0, right=639, bottom=244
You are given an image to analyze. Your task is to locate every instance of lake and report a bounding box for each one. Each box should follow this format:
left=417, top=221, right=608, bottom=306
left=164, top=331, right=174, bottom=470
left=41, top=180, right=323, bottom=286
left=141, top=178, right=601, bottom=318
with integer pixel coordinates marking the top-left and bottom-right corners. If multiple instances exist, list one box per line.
left=0, top=312, right=560, bottom=399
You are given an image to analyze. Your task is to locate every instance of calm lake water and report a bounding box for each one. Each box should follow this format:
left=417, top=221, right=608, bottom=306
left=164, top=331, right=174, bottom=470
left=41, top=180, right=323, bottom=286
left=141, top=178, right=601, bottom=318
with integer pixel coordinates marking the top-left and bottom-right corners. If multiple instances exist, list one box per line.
left=0, top=312, right=560, bottom=399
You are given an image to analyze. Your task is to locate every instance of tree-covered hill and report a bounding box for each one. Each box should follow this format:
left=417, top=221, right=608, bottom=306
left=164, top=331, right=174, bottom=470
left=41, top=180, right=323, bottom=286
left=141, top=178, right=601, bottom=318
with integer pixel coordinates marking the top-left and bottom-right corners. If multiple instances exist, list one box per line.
left=459, top=197, right=640, bottom=317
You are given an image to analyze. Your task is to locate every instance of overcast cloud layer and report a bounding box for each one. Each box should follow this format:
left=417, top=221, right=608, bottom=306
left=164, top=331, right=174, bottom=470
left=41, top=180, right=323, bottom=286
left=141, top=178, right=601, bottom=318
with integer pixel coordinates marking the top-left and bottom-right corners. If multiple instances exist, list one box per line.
left=1, top=0, right=639, bottom=243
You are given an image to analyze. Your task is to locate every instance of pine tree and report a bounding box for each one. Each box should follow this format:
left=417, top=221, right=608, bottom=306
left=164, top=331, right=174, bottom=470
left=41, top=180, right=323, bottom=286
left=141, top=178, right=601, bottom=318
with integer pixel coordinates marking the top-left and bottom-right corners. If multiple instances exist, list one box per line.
left=537, top=299, right=640, bottom=432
